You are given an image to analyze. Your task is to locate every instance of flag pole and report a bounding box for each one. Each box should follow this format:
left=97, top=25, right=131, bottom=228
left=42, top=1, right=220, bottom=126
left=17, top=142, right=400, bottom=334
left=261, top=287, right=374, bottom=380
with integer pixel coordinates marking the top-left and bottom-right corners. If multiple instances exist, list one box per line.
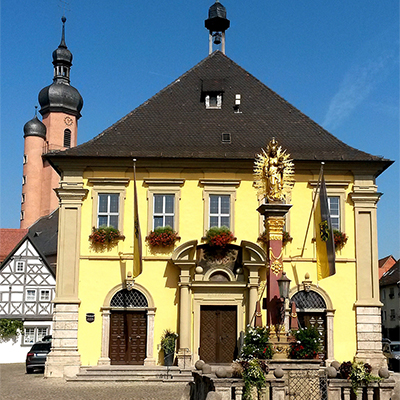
left=132, top=158, right=143, bottom=278
left=300, top=162, right=324, bottom=257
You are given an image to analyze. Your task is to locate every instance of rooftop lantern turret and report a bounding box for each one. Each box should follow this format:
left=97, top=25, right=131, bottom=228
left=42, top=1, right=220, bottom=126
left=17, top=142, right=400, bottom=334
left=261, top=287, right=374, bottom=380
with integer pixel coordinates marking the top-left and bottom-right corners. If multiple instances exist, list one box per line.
left=205, top=1, right=230, bottom=55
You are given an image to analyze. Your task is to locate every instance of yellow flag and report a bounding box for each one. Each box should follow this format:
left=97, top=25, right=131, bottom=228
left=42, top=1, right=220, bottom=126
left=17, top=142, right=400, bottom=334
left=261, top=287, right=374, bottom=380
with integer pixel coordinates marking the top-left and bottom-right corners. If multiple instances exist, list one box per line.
left=315, top=176, right=335, bottom=280
left=133, top=161, right=142, bottom=278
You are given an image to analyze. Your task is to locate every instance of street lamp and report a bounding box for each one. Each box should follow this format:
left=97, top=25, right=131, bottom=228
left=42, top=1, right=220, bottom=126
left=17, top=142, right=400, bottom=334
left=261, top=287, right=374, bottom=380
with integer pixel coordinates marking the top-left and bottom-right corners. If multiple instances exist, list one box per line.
left=277, top=271, right=291, bottom=300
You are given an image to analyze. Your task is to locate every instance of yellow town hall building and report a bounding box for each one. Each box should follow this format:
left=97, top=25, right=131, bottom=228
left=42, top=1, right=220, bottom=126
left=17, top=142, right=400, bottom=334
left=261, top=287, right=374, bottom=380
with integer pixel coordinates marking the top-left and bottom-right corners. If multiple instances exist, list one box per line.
left=41, top=3, right=391, bottom=378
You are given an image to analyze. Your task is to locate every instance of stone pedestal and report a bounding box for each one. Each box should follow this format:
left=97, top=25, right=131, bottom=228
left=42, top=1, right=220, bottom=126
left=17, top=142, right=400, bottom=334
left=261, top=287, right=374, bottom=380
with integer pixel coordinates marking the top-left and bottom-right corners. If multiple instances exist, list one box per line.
left=44, top=303, right=81, bottom=378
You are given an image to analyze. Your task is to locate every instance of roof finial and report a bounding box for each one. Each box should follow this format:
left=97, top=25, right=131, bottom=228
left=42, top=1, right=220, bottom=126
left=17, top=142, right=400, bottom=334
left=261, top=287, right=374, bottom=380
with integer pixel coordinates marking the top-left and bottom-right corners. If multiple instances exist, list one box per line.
left=34, top=105, right=38, bottom=117
left=60, top=16, right=67, bottom=48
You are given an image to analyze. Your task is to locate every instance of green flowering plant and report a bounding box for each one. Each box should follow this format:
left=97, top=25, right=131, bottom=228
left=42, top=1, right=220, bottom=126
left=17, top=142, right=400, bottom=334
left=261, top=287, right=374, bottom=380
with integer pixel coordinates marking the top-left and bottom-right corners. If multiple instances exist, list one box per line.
left=339, top=361, right=381, bottom=394
left=160, top=329, right=178, bottom=354
left=0, top=319, right=24, bottom=339
left=234, top=359, right=269, bottom=400
left=146, top=226, right=181, bottom=247
left=333, top=230, right=348, bottom=251
left=204, top=226, right=236, bottom=248
left=258, top=230, right=292, bottom=246
left=240, top=325, right=274, bottom=360
left=289, top=326, right=322, bottom=359
left=89, top=226, right=125, bottom=246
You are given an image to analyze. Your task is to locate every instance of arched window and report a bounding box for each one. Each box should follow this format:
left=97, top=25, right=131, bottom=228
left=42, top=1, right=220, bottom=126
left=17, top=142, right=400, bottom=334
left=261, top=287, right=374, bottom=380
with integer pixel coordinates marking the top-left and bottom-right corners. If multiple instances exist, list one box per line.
left=63, top=129, right=71, bottom=148
left=110, top=289, right=148, bottom=308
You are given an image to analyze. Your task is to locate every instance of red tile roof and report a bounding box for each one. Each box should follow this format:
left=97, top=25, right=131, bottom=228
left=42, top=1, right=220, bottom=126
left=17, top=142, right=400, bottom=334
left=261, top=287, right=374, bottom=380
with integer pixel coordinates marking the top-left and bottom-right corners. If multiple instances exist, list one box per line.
left=0, top=229, right=28, bottom=262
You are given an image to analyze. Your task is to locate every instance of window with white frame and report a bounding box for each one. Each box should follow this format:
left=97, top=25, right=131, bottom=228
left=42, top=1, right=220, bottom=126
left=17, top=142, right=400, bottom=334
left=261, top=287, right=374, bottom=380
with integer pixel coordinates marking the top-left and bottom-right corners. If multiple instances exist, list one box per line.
left=24, top=327, right=35, bottom=344
left=153, top=194, right=175, bottom=229
left=144, top=179, right=183, bottom=234
left=40, top=289, right=51, bottom=301
left=23, top=326, right=49, bottom=345
left=26, top=289, right=36, bottom=301
left=15, top=261, right=25, bottom=273
left=98, top=193, right=119, bottom=229
left=328, top=196, right=340, bottom=230
left=209, top=194, right=230, bottom=228
left=37, top=327, right=48, bottom=341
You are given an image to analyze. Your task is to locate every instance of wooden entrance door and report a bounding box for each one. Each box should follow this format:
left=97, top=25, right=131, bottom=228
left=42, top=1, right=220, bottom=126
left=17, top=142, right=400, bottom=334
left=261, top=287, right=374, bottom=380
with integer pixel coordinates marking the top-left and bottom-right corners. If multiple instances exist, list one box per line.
left=200, top=305, right=237, bottom=363
left=109, top=311, right=147, bottom=365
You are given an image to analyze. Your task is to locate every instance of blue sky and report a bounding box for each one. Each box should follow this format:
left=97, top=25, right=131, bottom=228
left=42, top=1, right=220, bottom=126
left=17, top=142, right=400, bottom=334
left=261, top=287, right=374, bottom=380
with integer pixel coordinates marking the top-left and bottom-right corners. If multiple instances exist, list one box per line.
left=1, top=1, right=399, bottom=259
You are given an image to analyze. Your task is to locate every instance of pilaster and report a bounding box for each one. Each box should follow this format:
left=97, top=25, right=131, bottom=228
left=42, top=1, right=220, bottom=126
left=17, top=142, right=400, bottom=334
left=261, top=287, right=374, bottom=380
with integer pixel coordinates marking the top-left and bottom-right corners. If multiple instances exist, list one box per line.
left=350, top=179, right=386, bottom=372
left=45, top=177, right=87, bottom=378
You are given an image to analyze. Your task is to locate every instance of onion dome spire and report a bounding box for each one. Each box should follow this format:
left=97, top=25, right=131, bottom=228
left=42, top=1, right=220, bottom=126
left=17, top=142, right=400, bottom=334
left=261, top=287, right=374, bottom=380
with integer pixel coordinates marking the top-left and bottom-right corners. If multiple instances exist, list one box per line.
left=39, top=17, right=83, bottom=118
left=23, top=106, right=46, bottom=139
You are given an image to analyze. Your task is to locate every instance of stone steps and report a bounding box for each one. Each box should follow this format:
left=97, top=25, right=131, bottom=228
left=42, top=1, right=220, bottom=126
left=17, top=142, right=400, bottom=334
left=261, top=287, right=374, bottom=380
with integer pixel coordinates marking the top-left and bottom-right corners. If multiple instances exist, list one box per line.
left=67, top=366, right=194, bottom=383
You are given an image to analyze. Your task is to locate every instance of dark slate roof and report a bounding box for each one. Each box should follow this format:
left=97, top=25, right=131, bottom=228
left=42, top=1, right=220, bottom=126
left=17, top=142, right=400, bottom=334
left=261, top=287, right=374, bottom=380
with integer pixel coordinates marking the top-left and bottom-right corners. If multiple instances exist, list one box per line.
left=48, top=51, right=391, bottom=169
left=27, top=209, right=59, bottom=258
left=380, top=260, right=400, bottom=287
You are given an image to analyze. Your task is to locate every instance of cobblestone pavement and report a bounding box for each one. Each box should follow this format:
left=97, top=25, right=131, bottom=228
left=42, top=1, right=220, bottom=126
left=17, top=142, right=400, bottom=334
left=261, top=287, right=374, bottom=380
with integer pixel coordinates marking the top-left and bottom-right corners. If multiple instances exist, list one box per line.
left=0, top=364, right=190, bottom=400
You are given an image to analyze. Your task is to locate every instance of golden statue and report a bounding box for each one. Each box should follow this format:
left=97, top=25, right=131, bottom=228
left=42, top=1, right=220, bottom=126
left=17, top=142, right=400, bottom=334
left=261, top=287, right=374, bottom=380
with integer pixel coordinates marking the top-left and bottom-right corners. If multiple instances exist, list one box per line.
left=254, top=138, right=295, bottom=201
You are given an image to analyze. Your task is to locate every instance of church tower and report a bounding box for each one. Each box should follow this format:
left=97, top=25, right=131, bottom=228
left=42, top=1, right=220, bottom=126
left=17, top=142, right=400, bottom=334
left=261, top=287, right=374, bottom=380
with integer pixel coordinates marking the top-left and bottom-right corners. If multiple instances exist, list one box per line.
left=20, top=17, right=83, bottom=228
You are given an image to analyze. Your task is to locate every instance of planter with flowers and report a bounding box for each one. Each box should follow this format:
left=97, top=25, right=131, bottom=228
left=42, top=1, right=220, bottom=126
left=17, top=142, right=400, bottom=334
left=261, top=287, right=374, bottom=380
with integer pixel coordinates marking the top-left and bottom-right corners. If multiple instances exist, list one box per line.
left=89, top=226, right=125, bottom=250
left=333, top=229, right=348, bottom=251
left=232, top=326, right=272, bottom=400
left=145, top=226, right=180, bottom=248
left=289, top=326, right=322, bottom=359
left=339, top=361, right=381, bottom=394
left=258, top=230, right=293, bottom=246
left=204, top=226, right=236, bottom=248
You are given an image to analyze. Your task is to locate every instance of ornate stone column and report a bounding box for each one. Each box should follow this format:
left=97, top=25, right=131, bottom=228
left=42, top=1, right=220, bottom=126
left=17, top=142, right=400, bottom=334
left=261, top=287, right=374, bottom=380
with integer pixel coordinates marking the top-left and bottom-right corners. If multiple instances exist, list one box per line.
left=350, top=178, right=386, bottom=372
left=144, top=309, right=156, bottom=366
left=257, top=204, right=292, bottom=327
left=45, top=177, right=88, bottom=378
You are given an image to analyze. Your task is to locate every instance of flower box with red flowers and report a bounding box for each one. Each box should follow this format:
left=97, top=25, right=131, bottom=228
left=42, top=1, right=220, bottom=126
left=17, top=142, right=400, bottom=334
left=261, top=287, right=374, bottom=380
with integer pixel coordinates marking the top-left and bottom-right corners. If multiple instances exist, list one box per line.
left=145, top=226, right=181, bottom=248
left=204, top=226, right=236, bottom=248
left=89, top=226, right=125, bottom=246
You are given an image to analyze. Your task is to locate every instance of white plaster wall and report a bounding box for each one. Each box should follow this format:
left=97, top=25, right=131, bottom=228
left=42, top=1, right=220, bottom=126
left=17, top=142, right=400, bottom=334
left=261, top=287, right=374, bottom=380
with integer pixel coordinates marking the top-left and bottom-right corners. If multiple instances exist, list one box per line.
left=0, top=321, right=53, bottom=364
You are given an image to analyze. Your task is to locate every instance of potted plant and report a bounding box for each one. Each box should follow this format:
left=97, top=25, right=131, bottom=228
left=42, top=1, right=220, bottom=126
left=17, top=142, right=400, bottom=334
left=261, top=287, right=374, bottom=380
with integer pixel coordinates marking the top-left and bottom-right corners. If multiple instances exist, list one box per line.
left=89, top=226, right=125, bottom=248
left=204, top=226, right=236, bottom=248
left=289, top=326, right=322, bottom=359
left=339, top=361, right=381, bottom=394
left=145, top=226, right=180, bottom=248
left=333, top=229, right=348, bottom=251
left=160, top=329, right=178, bottom=366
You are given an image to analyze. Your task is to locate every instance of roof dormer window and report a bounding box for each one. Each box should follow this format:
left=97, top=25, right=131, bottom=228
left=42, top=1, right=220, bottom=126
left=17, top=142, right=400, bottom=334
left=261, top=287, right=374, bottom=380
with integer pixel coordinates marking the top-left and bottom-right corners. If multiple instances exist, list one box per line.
left=205, top=93, right=222, bottom=109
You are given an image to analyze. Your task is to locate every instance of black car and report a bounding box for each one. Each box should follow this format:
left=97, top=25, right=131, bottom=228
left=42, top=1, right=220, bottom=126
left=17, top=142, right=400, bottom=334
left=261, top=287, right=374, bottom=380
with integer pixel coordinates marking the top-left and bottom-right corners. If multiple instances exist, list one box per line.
left=26, top=340, right=51, bottom=373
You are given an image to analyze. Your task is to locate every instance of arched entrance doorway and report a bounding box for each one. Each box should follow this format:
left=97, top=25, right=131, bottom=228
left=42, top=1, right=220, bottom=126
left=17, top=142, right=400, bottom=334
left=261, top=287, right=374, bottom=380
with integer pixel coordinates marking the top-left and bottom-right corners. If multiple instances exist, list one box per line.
left=98, top=284, right=156, bottom=366
left=289, top=286, right=335, bottom=363
left=109, top=289, right=148, bottom=365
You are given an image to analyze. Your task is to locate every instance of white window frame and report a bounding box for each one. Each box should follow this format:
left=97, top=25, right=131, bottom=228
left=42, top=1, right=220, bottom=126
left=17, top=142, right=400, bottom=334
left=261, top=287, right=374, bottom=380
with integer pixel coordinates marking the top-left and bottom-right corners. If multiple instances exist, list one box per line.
left=310, top=179, right=349, bottom=233
left=40, top=289, right=51, bottom=301
left=209, top=194, right=231, bottom=228
left=24, top=327, right=35, bottom=344
left=97, top=193, right=120, bottom=229
left=89, top=178, right=129, bottom=234
left=144, top=179, right=184, bottom=234
left=15, top=261, right=25, bottom=273
left=23, top=326, right=50, bottom=346
left=205, top=93, right=222, bottom=109
left=153, top=194, right=175, bottom=230
left=200, top=180, right=239, bottom=234
left=26, top=289, right=36, bottom=301
left=328, top=196, right=340, bottom=231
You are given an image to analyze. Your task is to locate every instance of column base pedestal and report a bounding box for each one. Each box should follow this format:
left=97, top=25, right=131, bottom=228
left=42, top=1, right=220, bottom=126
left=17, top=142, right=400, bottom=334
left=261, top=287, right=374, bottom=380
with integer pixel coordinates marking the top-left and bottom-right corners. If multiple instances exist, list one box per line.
left=176, top=350, right=192, bottom=369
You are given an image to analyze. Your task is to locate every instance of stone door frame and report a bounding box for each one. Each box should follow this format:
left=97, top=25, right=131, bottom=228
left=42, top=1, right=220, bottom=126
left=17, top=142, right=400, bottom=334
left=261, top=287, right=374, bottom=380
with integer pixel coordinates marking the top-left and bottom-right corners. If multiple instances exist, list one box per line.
left=98, top=283, right=156, bottom=366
